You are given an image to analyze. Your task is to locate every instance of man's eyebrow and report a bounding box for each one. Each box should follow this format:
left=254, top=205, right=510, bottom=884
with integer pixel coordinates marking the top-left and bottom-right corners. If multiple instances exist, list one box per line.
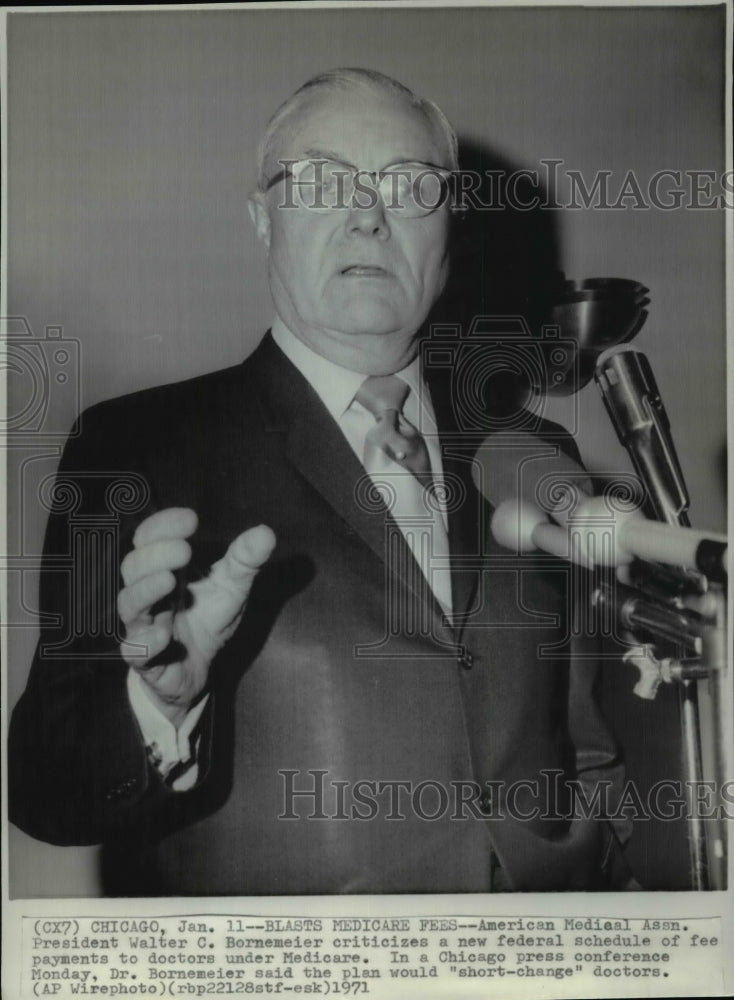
left=300, top=149, right=452, bottom=172
left=381, top=159, right=453, bottom=172
left=302, top=148, right=358, bottom=169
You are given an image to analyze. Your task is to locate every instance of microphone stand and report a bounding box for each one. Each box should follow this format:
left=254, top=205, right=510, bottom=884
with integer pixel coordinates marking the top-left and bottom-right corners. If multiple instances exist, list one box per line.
left=590, top=571, right=727, bottom=890
left=594, top=349, right=727, bottom=890
left=699, top=586, right=728, bottom=891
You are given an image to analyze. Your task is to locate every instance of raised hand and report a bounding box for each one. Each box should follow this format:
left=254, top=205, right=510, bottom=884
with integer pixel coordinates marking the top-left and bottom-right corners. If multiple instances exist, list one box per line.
left=118, top=507, right=276, bottom=726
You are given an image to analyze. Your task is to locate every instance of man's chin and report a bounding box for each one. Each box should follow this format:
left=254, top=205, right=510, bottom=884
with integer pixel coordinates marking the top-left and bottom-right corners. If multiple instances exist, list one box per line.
left=323, top=286, right=410, bottom=334
left=334, top=324, right=403, bottom=339
left=323, top=306, right=414, bottom=340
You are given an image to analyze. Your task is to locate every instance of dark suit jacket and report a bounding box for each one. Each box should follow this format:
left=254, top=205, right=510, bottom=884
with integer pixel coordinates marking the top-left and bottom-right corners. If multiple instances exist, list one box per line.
left=9, top=332, right=625, bottom=894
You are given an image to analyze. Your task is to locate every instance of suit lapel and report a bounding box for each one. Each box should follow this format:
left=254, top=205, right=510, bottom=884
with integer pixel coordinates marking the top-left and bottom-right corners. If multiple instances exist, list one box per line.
left=248, top=334, right=454, bottom=636
left=424, top=362, right=484, bottom=630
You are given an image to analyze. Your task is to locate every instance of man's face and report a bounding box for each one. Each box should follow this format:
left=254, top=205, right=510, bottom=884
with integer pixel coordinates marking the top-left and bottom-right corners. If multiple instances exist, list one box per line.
left=249, top=88, right=453, bottom=373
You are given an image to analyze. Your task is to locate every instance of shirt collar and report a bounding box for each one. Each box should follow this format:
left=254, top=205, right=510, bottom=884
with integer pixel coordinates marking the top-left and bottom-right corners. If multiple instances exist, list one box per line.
left=270, top=317, right=423, bottom=421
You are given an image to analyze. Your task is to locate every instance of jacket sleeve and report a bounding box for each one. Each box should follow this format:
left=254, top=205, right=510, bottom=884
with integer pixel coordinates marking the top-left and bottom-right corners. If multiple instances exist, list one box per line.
left=8, top=402, right=208, bottom=846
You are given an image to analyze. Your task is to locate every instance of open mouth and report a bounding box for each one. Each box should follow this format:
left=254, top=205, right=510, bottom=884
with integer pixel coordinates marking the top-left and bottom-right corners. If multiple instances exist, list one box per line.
left=340, top=265, right=388, bottom=276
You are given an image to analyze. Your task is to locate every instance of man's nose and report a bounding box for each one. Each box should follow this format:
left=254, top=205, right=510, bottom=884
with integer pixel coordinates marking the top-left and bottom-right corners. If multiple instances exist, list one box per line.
left=345, top=187, right=390, bottom=238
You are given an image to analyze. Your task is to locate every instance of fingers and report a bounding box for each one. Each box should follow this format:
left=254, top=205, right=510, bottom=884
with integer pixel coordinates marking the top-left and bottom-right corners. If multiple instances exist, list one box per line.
left=118, top=569, right=176, bottom=625
left=122, top=508, right=197, bottom=591
left=119, top=509, right=197, bottom=649
left=132, top=507, right=198, bottom=547
left=121, top=538, right=191, bottom=588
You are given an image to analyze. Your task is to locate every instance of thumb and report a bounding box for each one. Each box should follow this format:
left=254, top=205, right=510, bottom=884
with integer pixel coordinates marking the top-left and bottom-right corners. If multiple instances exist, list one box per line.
left=210, top=524, right=277, bottom=588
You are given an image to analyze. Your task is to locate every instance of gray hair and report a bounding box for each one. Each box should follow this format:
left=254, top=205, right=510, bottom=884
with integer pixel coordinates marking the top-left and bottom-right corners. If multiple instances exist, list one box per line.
left=256, top=67, right=459, bottom=191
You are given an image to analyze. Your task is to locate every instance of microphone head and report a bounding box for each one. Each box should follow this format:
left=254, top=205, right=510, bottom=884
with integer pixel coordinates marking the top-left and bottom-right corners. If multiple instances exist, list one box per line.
left=490, top=498, right=547, bottom=552
left=471, top=431, right=593, bottom=522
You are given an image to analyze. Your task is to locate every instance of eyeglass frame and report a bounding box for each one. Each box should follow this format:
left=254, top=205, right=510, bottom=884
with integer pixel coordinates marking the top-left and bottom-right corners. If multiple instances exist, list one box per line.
left=262, top=157, right=466, bottom=217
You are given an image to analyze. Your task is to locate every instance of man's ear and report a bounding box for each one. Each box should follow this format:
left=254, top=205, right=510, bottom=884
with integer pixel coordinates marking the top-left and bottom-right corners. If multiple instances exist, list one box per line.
left=248, top=192, right=271, bottom=250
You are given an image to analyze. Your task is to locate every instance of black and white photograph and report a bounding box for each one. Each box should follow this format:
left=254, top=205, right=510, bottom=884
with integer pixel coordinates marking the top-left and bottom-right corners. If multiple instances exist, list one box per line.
left=2, top=1, right=731, bottom=996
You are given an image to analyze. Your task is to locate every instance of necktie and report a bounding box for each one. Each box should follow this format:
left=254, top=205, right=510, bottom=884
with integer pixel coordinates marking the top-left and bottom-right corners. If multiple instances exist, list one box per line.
left=355, top=375, right=452, bottom=615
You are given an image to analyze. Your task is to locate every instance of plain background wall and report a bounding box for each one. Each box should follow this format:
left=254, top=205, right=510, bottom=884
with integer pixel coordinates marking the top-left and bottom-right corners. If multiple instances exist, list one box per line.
left=6, top=5, right=727, bottom=894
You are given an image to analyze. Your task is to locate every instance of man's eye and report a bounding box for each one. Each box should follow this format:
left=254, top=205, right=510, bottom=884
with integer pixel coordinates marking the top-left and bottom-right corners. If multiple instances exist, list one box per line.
left=292, top=161, right=317, bottom=185
left=415, top=170, right=446, bottom=206
left=383, top=168, right=445, bottom=208
left=318, top=163, right=347, bottom=191
left=292, top=162, right=347, bottom=203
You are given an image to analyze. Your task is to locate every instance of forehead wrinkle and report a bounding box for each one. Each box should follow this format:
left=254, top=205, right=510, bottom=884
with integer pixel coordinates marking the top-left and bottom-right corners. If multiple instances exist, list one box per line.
left=278, top=96, right=444, bottom=156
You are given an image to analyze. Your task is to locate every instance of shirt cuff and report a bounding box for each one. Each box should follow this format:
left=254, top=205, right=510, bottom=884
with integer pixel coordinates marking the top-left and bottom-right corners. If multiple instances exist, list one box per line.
left=126, top=669, right=210, bottom=791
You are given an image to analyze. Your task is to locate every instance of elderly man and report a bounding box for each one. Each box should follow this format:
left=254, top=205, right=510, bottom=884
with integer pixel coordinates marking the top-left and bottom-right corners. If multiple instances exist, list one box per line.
left=10, top=68, right=627, bottom=894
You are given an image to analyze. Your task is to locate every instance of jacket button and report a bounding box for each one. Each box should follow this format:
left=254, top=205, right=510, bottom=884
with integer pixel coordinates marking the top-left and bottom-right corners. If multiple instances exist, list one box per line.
left=458, top=650, right=474, bottom=670
left=479, top=791, right=493, bottom=814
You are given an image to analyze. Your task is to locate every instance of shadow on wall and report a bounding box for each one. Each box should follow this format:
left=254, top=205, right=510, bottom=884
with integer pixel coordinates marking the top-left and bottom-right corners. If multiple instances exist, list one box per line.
left=434, top=138, right=563, bottom=328
left=430, top=138, right=565, bottom=419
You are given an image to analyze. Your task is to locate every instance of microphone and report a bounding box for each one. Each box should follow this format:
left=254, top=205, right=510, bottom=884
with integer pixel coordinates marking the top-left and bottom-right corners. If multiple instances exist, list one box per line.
left=593, top=342, right=727, bottom=895
left=471, top=433, right=728, bottom=579
left=594, top=347, right=690, bottom=525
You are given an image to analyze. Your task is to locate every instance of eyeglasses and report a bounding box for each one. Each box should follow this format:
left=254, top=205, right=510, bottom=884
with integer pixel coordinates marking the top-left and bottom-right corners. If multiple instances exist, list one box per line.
left=264, top=158, right=459, bottom=218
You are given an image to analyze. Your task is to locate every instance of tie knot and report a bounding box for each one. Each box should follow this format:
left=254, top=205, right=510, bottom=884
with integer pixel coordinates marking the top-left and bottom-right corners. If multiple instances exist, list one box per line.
left=355, top=374, right=410, bottom=418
